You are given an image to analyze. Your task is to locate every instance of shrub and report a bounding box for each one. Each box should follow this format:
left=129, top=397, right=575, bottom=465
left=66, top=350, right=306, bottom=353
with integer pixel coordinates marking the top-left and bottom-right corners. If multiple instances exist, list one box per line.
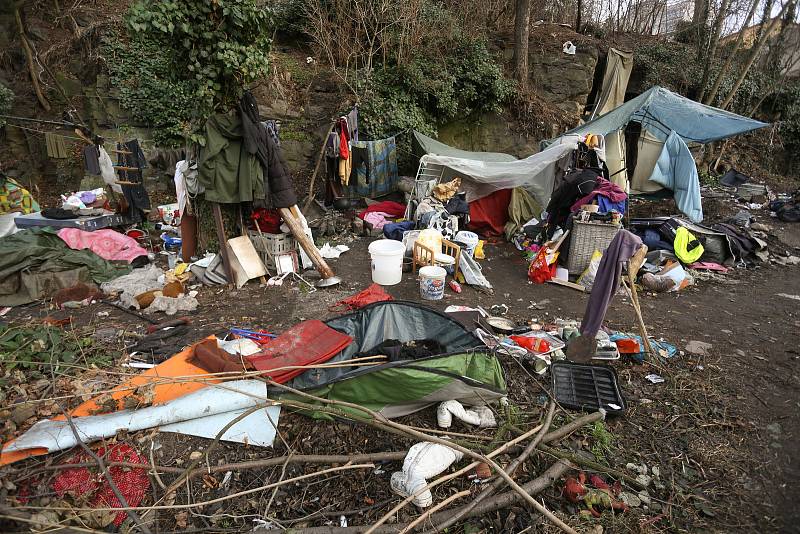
left=359, top=37, right=514, bottom=139
left=0, top=83, right=13, bottom=127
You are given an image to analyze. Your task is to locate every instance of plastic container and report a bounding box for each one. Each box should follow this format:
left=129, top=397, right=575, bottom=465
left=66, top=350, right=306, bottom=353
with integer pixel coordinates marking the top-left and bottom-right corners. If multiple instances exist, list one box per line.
left=454, top=231, right=479, bottom=258
left=369, top=239, right=406, bottom=285
left=418, top=265, right=446, bottom=300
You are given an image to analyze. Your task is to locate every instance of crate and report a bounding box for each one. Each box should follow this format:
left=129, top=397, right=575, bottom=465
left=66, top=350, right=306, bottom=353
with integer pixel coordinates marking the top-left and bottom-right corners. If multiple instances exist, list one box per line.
left=566, top=219, right=621, bottom=275
left=248, top=231, right=298, bottom=270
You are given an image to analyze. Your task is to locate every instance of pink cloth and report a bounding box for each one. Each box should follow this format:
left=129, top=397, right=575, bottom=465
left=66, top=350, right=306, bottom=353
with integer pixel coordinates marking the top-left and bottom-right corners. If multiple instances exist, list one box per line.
left=571, top=177, right=627, bottom=212
left=57, top=228, right=148, bottom=263
left=687, top=262, right=729, bottom=273
left=363, top=211, right=393, bottom=230
left=358, top=201, right=406, bottom=220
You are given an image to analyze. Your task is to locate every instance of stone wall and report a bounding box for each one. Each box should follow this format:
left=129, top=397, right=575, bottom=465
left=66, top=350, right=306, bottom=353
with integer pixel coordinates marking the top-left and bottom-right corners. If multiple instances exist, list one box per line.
left=528, top=45, right=599, bottom=117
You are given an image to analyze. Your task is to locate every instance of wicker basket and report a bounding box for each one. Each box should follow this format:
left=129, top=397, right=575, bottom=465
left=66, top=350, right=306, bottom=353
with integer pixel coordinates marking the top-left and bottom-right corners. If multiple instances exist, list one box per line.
left=248, top=231, right=298, bottom=270
left=566, top=220, right=621, bottom=275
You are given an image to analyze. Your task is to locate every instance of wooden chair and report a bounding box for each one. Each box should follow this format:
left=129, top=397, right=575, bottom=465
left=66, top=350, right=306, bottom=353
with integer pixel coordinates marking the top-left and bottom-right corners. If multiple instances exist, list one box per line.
left=412, top=239, right=461, bottom=278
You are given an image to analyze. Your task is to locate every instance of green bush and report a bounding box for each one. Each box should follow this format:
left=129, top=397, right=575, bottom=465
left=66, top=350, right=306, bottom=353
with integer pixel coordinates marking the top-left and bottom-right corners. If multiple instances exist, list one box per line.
left=359, top=37, right=514, bottom=139
left=127, top=0, right=273, bottom=112
left=103, top=32, right=195, bottom=146
left=0, top=83, right=13, bottom=127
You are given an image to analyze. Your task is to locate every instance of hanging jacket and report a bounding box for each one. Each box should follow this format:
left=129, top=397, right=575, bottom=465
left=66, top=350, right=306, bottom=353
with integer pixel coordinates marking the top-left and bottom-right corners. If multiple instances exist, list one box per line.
left=198, top=111, right=265, bottom=204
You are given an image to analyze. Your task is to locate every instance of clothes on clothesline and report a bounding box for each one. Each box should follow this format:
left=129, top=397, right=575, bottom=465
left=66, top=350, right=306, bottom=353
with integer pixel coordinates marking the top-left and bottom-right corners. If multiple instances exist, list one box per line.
left=349, top=136, right=399, bottom=199
left=45, top=132, right=68, bottom=159
left=83, top=145, right=101, bottom=175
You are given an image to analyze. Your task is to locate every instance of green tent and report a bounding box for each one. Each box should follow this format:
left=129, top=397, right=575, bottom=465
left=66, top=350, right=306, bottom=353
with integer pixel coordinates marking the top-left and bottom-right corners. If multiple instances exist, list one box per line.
left=287, top=301, right=506, bottom=419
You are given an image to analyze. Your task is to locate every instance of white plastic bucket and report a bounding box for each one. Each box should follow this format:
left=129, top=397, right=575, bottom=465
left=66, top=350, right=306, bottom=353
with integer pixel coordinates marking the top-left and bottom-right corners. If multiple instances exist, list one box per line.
left=419, top=265, right=447, bottom=300
left=369, top=239, right=406, bottom=285
left=455, top=231, right=479, bottom=258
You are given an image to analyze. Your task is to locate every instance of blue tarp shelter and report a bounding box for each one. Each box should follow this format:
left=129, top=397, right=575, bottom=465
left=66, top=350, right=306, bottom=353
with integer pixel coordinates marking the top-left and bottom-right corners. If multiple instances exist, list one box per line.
left=543, top=86, right=769, bottom=223
left=544, top=86, right=768, bottom=146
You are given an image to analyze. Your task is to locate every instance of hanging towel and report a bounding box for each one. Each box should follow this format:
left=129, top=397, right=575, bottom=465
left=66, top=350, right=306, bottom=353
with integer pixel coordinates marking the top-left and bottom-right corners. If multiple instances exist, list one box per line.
left=349, top=136, right=399, bottom=198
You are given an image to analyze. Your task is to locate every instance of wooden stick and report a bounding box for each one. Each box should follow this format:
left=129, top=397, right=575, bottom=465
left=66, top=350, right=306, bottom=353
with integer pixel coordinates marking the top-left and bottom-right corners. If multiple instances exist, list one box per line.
left=304, top=122, right=335, bottom=211
left=211, top=202, right=235, bottom=285
left=279, top=205, right=336, bottom=279
left=626, top=245, right=652, bottom=355
left=20, top=464, right=374, bottom=513
left=398, top=490, right=471, bottom=534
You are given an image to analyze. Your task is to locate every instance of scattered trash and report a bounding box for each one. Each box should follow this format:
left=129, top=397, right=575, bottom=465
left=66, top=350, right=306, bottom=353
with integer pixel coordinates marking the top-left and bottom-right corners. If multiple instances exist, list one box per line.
left=645, top=374, right=665, bottom=384
left=562, top=41, right=577, bottom=54
left=320, top=242, right=350, bottom=259
left=685, top=340, right=713, bottom=356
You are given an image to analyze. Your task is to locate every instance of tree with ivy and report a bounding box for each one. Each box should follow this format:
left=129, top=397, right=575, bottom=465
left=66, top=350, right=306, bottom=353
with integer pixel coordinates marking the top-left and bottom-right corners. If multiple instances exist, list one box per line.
left=110, top=0, right=273, bottom=145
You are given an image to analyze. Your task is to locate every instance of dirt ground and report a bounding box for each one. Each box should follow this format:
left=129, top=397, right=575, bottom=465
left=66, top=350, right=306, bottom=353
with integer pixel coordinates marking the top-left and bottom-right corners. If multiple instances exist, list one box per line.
left=2, top=210, right=799, bottom=533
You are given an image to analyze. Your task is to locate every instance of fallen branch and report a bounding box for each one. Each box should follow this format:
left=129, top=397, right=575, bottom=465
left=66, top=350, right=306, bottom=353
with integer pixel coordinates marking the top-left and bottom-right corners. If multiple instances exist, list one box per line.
left=258, top=460, right=572, bottom=534
left=397, top=490, right=471, bottom=534
left=426, top=401, right=558, bottom=533
left=539, top=444, right=646, bottom=490
left=12, top=452, right=408, bottom=482
left=16, top=463, right=374, bottom=513
left=541, top=411, right=605, bottom=444
left=364, top=422, right=545, bottom=533
left=265, top=380, right=577, bottom=534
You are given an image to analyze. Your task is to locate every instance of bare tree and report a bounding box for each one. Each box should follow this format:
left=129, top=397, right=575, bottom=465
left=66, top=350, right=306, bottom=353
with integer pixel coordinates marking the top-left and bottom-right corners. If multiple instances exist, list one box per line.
left=698, top=0, right=731, bottom=102
left=720, top=0, right=798, bottom=109
left=513, top=0, right=532, bottom=91
left=703, top=0, right=760, bottom=104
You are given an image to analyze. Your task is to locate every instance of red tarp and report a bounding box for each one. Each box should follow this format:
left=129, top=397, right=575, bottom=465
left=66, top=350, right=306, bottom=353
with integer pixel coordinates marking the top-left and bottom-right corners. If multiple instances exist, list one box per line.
left=467, top=189, right=512, bottom=236
left=246, top=320, right=353, bottom=383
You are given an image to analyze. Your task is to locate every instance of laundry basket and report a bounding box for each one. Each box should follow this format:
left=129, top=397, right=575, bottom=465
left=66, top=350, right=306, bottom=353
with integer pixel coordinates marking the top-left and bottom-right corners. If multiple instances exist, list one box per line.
left=566, top=220, right=621, bottom=275
left=249, top=231, right=298, bottom=270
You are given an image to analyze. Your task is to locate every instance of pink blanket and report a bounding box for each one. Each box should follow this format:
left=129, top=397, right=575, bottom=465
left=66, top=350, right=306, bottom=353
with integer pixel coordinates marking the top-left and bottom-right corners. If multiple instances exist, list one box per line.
left=57, top=228, right=148, bottom=263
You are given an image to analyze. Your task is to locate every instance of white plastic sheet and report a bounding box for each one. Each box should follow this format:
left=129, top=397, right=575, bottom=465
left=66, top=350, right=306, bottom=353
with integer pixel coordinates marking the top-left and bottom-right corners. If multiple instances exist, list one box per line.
left=5, top=380, right=280, bottom=453
left=425, top=141, right=577, bottom=206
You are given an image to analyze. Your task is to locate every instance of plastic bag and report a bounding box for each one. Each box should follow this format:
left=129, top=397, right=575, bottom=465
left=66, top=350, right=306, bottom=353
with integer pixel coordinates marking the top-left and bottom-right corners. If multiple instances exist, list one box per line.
left=576, top=250, right=603, bottom=290
left=390, top=442, right=463, bottom=507
left=528, top=248, right=558, bottom=284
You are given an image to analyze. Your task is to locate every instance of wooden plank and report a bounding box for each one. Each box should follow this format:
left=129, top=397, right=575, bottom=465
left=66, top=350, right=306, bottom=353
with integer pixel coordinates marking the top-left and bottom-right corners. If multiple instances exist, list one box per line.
left=211, top=203, right=235, bottom=286
left=547, top=278, right=586, bottom=292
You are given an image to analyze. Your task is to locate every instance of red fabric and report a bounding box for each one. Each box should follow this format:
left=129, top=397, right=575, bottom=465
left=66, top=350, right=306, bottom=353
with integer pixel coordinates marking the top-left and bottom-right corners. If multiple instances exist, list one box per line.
left=358, top=201, right=406, bottom=220
left=330, top=284, right=393, bottom=312
left=52, top=443, right=149, bottom=527
left=467, top=189, right=512, bottom=236
left=246, top=320, right=352, bottom=382
left=338, top=118, right=350, bottom=160
left=251, top=208, right=282, bottom=233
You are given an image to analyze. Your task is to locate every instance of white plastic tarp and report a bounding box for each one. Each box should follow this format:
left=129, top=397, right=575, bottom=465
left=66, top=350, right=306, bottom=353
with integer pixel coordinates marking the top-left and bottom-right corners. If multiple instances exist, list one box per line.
left=427, top=141, right=577, bottom=206
left=5, top=380, right=280, bottom=453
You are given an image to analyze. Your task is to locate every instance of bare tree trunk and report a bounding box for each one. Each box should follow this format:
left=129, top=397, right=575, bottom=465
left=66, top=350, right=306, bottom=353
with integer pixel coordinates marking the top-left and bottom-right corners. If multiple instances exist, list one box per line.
left=704, top=0, right=759, bottom=104
left=698, top=0, right=730, bottom=102
left=720, top=0, right=797, bottom=110
left=513, top=0, right=532, bottom=91
left=694, top=0, right=710, bottom=61
left=575, top=0, right=582, bottom=33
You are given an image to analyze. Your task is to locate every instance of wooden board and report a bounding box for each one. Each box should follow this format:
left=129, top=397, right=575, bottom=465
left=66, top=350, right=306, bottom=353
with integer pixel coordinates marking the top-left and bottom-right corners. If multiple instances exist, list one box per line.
left=226, top=235, right=268, bottom=288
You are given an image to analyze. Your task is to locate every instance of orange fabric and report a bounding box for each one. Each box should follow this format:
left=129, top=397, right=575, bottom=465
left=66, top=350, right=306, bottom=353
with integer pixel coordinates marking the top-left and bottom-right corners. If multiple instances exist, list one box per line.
left=0, top=337, right=218, bottom=466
